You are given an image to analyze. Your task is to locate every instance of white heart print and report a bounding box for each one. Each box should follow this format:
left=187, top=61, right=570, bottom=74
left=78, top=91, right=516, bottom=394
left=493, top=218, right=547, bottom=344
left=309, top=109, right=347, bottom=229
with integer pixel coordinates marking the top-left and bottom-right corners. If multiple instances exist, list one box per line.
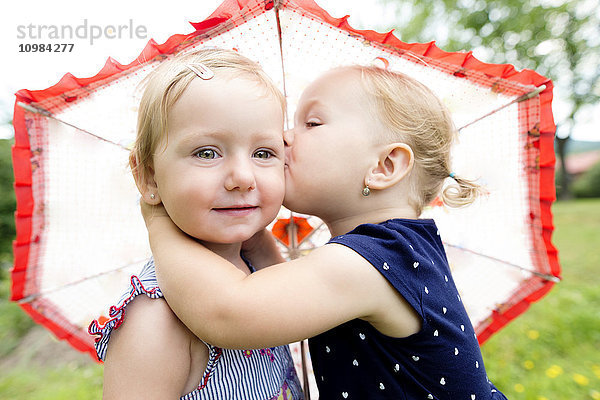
left=325, top=346, right=330, bottom=353
left=440, top=377, right=446, bottom=385
left=352, top=359, right=359, bottom=366
left=342, top=392, right=348, bottom=398
left=359, top=333, right=366, bottom=340
left=424, top=286, right=429, bottom=294
left=471, top=395, right=476, bottom=400
left=454, top=347, right=459, bottom=355
left=412, top=355, right=419, bottom=361
left=379, top=382, right=385, bottom=390
left=383, top=262, right=389, bottom=270
left=413, top=261, right=419, bottom=268
left=442, top=307, right=447, bottom=314
left=428, top=395, right=434, bottom=400
left=433, top=330, right=439, bottom=337
left=394, top=364, right=400, bottom=372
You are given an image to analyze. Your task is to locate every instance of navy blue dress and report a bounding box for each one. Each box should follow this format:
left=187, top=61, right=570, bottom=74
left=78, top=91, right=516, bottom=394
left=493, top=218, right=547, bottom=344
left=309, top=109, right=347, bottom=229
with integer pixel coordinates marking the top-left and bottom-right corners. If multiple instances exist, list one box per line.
left=309, top=219, right=507, bottom=400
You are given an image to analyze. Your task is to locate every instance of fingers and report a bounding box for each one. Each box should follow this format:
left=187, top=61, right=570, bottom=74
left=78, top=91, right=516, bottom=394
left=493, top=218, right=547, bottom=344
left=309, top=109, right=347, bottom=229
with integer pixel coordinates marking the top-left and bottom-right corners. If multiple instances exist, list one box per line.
left=140, top=201, right=169, bottom=227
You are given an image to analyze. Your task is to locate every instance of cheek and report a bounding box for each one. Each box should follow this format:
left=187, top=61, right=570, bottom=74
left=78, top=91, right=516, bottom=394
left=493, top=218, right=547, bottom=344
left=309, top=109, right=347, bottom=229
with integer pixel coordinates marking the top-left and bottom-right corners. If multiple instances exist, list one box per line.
left=294, top=134, right=337, bottom=168
left=158, top=172, right=216, bottom=215
left=259, top=170, right=285, bottom=210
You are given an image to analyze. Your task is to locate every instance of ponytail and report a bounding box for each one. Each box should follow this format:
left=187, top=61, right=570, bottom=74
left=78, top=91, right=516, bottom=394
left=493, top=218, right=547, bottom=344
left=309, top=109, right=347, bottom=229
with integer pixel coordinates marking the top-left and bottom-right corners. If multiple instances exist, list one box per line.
left=441, top=174, right=487, bottom=208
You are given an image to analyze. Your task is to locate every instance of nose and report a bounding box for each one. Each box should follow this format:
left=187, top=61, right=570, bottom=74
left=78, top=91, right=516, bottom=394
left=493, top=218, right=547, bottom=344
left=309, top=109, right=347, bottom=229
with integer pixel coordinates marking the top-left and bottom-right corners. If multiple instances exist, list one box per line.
left=283, top=128, right=294, bottom=147
left=224, top=157, right=256, bottom=192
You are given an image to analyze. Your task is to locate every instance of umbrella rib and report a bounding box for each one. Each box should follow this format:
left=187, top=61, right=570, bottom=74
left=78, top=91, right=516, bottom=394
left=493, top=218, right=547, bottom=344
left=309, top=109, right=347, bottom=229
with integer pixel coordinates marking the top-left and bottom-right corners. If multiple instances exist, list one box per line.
left=15, top=259, right=150, bottom=304
left=443, top=242, right=560, bottom=283
left=17, top=101, right=130, bottom=151
left=273, top=3, right=289, bottom=129
left=458, top=85, right=546, bottom=132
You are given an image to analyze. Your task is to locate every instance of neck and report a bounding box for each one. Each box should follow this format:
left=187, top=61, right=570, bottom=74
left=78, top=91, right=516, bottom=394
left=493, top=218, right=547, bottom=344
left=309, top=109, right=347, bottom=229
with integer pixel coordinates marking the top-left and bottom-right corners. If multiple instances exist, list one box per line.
left=324, top=205, right=418, bottom=237
left=196, top=240, right=249, bottom=273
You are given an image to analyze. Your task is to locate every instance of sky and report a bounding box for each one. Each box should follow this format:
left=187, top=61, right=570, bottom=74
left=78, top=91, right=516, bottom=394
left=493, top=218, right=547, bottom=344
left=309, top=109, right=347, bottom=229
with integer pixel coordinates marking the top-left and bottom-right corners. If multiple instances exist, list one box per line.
left=1, top=0, right=598, bottom=141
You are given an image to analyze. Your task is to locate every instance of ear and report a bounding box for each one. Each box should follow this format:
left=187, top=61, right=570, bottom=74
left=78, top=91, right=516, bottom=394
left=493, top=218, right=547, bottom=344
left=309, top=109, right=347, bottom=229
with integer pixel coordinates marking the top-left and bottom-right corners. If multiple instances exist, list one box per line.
left=129, top=152, right=161, bottom=205
left=366, top=143, right=414, bottom=190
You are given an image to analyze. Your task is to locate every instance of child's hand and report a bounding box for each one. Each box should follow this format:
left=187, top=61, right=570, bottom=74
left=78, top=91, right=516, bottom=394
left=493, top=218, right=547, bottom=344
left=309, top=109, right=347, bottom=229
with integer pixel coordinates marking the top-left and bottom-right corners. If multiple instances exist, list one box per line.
left=241, top=229, right=285, bottom=270
left=140, top=201, right=169, bottom=228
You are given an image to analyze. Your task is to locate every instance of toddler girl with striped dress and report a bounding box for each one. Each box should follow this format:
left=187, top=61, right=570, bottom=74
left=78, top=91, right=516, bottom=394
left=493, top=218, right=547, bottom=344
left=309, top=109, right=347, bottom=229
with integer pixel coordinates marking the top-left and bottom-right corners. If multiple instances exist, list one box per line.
left=89, top=48, right=302, bottom=400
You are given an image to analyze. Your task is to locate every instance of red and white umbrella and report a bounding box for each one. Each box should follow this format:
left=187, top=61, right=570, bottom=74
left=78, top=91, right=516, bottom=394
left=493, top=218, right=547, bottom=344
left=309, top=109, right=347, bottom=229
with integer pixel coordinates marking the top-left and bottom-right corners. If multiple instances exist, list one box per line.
left=12, top=0, right=559, bottom=365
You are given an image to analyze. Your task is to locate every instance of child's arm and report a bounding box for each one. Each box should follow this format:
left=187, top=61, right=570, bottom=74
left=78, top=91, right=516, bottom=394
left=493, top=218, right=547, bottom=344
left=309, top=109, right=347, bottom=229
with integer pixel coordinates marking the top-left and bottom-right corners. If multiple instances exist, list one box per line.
left=102, top=296, right=194, bottom=399
left=146, top=207, right=420, bottom=349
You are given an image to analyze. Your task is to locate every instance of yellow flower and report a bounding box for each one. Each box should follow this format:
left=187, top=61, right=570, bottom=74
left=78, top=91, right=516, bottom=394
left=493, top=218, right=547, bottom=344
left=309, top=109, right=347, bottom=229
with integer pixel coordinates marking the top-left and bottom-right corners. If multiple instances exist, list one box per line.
left=514, top=383, right=525, bottom=393
left=527, top=330, right=540, bottom=340
left=523, top=360, right=535, bottom=370
left=572, top=373, right=589, bottom=386
left=590, top=390, right=600, bottom=400
left=593, top=365, right=600, bottom=379
left=538, top=396, right=549, bottom=400
left=545, top=365, right=563, bottom=378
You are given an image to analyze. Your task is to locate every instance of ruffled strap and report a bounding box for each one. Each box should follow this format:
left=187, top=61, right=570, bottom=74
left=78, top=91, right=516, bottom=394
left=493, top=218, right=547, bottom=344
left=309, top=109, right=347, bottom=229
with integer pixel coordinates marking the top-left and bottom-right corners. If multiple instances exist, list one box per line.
left=88, top=260, right=162, bottom=361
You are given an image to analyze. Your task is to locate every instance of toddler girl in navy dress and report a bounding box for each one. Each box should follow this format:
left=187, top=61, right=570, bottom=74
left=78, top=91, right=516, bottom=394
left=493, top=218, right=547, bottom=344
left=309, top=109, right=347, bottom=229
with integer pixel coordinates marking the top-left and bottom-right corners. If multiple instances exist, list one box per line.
left=143, top=65, right=508, bottom=399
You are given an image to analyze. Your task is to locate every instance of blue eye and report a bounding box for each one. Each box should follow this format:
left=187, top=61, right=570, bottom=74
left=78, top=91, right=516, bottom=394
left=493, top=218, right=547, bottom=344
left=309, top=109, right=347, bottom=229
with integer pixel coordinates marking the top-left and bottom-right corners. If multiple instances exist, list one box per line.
left=195, top=148, right=218, bottom=159
left=254, top=150, right=274, bottom=159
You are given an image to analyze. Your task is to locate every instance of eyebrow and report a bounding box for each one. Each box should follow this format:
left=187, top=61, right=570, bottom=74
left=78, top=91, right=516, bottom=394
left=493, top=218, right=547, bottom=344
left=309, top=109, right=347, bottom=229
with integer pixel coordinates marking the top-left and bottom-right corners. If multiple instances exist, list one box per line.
left=177, top=129, right=282, bottom=148
left=176, top=130, right=222, bottom=146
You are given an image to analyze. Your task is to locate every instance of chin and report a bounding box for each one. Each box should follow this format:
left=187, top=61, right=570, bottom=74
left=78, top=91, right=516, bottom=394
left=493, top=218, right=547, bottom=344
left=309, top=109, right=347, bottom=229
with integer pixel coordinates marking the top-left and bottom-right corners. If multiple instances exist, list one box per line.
left=283, top=196, right=315, bottom=217
left=184, top=227, right=252, bottom=245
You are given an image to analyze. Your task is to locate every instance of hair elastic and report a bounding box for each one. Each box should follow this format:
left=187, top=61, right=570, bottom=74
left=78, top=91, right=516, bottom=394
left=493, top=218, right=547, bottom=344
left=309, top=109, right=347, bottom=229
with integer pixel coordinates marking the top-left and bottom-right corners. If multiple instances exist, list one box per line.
left=449, top=172, right=456, bottom=179
left=186, top=63, right=214, bottom=80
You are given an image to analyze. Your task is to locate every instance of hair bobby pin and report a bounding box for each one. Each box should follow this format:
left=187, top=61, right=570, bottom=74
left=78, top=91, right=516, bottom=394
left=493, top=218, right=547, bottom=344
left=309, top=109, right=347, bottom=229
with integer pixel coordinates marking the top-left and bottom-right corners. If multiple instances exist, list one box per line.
left=449, top=172, right=457, bottom=179
left=186, top=63, right=214, bottom=80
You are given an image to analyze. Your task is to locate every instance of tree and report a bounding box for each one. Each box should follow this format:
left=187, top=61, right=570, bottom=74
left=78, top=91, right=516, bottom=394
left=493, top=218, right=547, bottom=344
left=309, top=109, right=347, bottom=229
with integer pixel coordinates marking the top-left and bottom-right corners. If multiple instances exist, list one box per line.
left=0, top=138, right=16, bottom=262
left=383, top=0, right=600, bottom=198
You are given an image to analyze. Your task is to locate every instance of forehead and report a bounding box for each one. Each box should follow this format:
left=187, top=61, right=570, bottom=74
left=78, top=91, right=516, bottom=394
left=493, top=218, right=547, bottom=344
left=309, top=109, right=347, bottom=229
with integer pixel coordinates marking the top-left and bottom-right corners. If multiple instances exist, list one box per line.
left=173, top=75, right=282, bottom=118
left=296, top=68, right=370, bottom=116
left=305, top=68, right=363, bottom=98
left=167, top=76, right=283, bottom=141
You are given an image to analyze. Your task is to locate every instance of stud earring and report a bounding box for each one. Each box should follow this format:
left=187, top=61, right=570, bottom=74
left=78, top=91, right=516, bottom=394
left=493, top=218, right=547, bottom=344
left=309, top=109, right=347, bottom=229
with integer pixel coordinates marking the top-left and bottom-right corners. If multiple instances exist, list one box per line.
left=150, top=193, right=156, bottom=200
left=362, top=185, right=371, bottom=196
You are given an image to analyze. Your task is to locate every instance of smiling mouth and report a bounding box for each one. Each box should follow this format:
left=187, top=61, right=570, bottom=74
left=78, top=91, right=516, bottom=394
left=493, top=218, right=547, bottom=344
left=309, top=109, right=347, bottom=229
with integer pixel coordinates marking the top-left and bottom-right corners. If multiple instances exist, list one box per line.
left=212, top=206, right=258, bottom=216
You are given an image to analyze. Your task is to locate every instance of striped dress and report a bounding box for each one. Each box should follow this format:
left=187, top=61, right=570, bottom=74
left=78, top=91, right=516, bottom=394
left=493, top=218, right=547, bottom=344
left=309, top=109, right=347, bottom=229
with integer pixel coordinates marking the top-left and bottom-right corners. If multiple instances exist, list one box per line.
left=89, top=259, right=303, bottom=400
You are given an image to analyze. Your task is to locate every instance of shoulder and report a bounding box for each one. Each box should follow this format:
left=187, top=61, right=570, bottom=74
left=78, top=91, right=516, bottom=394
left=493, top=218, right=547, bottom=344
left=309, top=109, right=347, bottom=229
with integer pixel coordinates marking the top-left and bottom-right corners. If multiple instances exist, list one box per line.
left=102, top=296, right=193, bottom=398
left=107, top=296, right=189, bottom=360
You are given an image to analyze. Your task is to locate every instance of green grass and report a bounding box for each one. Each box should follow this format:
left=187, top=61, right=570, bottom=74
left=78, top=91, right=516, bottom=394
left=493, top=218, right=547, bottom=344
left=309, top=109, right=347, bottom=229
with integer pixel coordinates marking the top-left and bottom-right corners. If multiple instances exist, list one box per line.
left=482, top=198, right=600, bottom=399
left=0, top=199, right=598, bottom=399
left=0, top=364, right=103, bottom=400
left=0, top=271, right=35, bottom=358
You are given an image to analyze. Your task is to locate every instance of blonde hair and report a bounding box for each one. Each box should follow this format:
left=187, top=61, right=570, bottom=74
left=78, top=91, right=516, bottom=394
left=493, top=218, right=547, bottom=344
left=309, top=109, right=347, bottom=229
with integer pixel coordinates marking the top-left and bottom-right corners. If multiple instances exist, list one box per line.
left=132, top=48, right=285, bottom=182
left=350, top=65, right=484, bottom=215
